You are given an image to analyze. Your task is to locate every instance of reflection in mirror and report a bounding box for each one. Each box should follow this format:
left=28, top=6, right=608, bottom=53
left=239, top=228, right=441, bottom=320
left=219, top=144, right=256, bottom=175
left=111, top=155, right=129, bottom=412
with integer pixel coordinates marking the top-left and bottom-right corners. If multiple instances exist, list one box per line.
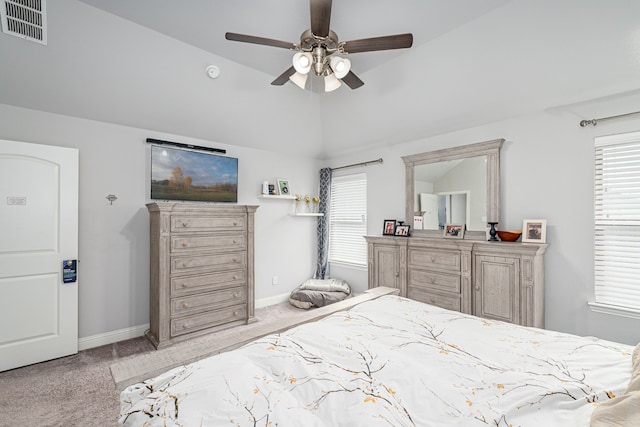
left=414, top=156, right=486, bottom=231
left=403, top=139, right=504, bottom=240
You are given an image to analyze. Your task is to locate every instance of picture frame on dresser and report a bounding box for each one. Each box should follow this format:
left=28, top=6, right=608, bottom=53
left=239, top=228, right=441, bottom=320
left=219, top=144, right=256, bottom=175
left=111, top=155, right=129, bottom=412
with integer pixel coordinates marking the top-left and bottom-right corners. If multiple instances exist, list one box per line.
left=443, top=224, right=464, bottom=239
left=522, top=219, right=547, bottom=243
left=395, top=225, right=411, bottom=236
left=277, top=179, right=290, bottom=196
left=383, top=219, right=397, bottom=236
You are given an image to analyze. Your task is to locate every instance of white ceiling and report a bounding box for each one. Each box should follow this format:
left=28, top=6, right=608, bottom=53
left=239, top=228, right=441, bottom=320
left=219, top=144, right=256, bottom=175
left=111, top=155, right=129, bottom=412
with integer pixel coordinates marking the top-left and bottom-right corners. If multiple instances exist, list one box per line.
left=1, top=0, right=640, bottom=159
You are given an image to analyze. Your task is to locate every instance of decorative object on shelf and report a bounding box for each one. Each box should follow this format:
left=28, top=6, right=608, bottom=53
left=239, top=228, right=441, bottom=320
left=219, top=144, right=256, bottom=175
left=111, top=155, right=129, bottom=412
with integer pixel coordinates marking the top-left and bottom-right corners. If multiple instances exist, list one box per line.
left=413, top=215, right=424, bottom=230
left=268, top=184, right=275, bottom=195
left=303, top=194, right=311, bottom=213
left=261, top=181, right=269, bottom=195
left=383, top=219, right=397, bottom=236
left=312, top=195, right=320, bottom=213
left=277, top=179, right=290, bottom=196
left=444, top=224, right=465, bottom=239
left=488, top=222, right=499, bottom=241
left=497, top=230, right=522, bottom=242
left=395, top=224, right=411, bottom=237
left=522, top=219, right=547, bottom=243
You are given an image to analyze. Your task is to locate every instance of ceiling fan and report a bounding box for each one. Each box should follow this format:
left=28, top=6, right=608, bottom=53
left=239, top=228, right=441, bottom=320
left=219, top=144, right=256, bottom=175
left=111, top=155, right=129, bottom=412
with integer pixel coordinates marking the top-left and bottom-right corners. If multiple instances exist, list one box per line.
left=225, top=0, right=413, bottom=92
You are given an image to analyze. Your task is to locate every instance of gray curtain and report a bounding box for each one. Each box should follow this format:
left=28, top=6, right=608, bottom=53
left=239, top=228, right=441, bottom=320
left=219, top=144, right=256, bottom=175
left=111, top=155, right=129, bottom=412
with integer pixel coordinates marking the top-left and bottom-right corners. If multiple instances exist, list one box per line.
left=313, top=167, right=332, bottom=279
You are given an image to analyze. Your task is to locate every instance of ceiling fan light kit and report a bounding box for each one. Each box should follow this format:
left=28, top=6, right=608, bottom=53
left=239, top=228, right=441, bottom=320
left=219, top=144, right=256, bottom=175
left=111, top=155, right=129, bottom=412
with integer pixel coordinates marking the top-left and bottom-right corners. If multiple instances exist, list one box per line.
left=225, top=0, right=412, bottom=92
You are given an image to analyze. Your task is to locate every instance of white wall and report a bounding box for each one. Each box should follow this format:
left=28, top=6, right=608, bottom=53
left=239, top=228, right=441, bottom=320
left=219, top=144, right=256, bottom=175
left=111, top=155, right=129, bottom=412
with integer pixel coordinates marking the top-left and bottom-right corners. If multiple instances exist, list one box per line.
left=0, top=104, right=321, bottom=339
left=326, top=91, right=640, bottom=346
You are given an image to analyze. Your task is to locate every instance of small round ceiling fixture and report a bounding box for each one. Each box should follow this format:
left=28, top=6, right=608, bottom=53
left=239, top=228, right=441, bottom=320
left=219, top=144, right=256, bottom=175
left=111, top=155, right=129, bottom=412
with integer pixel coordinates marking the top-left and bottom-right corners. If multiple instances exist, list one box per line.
left=206, top=65, right=220, bottom=79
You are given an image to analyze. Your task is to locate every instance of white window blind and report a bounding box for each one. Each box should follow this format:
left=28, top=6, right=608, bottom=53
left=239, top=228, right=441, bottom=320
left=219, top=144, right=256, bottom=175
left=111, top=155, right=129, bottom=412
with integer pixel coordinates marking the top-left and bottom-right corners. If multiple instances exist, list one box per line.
left=329, top=173, right=367, bottom=267
left=594, top=130, right=640, bottom=310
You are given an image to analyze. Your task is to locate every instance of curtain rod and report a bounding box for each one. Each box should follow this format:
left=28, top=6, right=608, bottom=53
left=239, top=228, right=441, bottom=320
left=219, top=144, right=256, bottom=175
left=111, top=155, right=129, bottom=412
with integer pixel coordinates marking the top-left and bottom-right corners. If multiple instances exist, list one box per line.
left=579, top=111, right=640, bottom=127
left=331, top=158, right=383, bottom=171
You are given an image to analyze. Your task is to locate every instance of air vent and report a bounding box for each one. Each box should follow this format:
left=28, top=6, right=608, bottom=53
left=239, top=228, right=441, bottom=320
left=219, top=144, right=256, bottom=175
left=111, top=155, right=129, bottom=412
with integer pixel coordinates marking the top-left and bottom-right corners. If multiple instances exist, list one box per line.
left=1, top=0, right=47, bottom=45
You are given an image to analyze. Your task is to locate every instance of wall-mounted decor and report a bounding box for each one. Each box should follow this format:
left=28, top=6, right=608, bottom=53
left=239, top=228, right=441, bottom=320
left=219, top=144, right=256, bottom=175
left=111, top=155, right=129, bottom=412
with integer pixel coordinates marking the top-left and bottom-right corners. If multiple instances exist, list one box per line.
left=522, top=219, right=547, bottom=243
left=443, top=224, right=465, bottom=239
left=395, top=225, right=411, bottom=236
left=383, top=219, right=397, bottom=236
left=151, top=145, right=238, bottom=202
left=277, top=179, right=290, bottom=196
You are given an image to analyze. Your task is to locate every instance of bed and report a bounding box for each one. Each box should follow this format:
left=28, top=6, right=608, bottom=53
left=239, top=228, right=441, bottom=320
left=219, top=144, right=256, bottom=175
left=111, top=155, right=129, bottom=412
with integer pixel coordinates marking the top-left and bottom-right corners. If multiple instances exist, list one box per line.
left=119, top=295, right=637, bottom=426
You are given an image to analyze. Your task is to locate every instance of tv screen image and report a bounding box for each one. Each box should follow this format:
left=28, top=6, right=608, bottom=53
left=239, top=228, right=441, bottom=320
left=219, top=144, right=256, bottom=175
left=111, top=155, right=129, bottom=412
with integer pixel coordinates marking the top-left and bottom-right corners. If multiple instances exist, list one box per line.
left=151, top=145, right=238, bottom=202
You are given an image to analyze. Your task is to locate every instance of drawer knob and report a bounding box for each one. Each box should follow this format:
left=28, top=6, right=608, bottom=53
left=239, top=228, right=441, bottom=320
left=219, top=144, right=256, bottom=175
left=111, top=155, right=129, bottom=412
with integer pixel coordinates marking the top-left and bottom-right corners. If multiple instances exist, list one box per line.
left=181, top=302, right=188, bottom=308
left=182, top=242, right=188, bottom=247
left=182, top=323, right=189, bottom=329
left=430, top=298, right=436, bottom=304
left=182, top=222, right=188, bottom=227
left=232, top=258, right=237, bottom=263
left=430, top=256, right=435, bottom=262
left=233, top=293, right=238, bottom=298
left=475, top=285, right=480, bottom=291
left=181, top=283, right=187, bottom=288
left=233, top=275, right=238, bottom=280
left=233, top=311, right=239, bottom=316
left=429, top=278, right=436, bottom=284
left=232, top=240, right=237, bottom=244
left=233, top=222, right=238, bottom=226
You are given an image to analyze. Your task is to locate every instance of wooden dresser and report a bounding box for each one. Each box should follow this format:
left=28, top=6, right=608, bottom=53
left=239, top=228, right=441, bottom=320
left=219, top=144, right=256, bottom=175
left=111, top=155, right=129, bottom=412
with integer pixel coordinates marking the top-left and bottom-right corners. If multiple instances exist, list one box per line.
left=146, top=202, right=258, bottom=348
left=365, top=236, right=548, bottom=328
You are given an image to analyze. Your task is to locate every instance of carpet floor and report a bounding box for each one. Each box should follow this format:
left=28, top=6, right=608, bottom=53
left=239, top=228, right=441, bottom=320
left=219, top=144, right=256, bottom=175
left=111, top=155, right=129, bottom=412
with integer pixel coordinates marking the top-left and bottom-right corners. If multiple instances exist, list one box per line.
left=0, top=301, right=304, bottom=427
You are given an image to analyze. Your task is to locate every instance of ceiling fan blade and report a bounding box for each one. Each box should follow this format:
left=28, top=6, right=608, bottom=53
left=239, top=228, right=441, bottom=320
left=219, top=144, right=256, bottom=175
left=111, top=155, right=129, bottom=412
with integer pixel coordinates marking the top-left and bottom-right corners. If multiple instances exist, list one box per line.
left=341, top=71, right=364, bottom=89
left=310, top=0, right=332, bottom=38
left=225, top=32, right=297, bottom=50
left=271, top=66, right=297, bottom=85
left=341, top=33, right=413, bottom=54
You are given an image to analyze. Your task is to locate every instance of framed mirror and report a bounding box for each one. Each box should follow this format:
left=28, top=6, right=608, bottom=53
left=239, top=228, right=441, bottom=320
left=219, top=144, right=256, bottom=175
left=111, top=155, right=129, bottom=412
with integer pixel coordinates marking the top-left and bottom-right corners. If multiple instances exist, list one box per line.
left=402, top=139, right=504, bottom=240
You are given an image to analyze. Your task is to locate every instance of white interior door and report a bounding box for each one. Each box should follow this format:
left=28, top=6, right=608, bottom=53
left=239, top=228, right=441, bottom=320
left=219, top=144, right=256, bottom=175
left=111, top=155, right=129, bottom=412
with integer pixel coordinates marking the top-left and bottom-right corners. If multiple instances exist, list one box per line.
left=0, top=139, right=79, bottom=372
left=419, top=193, right=439, bottom=230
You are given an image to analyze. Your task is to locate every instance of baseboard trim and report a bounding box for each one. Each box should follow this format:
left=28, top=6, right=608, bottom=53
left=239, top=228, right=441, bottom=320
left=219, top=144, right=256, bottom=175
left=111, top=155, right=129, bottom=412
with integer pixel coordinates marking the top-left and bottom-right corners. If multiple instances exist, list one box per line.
left=255, top=292, right=290, bottom=308
left=78, top=323, right=150, bottom=351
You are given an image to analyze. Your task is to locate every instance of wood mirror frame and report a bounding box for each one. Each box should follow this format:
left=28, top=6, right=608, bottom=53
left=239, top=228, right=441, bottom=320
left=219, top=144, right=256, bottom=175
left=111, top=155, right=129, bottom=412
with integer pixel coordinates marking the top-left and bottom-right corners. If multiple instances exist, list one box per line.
left=402, top=138, right=504, bottom=240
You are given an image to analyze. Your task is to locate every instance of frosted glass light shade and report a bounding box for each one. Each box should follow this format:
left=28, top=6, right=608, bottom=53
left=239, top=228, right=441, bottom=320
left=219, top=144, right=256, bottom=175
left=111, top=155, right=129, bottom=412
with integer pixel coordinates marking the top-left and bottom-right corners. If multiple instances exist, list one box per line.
left=324, top=72, right=342, bottom=92
left=329, top=56, right=351, bottom=79
left=289, top=72, right=308, bottom=89
left=292, top=52, right=312, bottom=74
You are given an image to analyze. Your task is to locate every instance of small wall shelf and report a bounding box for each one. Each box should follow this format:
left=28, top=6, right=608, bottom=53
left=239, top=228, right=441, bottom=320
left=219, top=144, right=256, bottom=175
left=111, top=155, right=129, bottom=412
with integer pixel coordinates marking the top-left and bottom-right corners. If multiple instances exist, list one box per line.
left=258, top=194, right=296, bottom=200
left=289, top=213, right=324, bottom=217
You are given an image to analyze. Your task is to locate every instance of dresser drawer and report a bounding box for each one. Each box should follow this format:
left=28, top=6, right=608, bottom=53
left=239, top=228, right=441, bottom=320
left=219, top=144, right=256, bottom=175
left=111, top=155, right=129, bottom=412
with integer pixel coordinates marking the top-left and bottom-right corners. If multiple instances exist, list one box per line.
left=408, top=248, right=461, bottom=272
left=171, top=286, right=247, bottom=317
left=171, top=233, right=246, bottom=253
left=171, top=304, right=247, bottom=337
left=171, top=215, right=246, bottom=232
left=171, top=251, right=246, bottom=275
left=171, top=270, right=246, bottom=296
left=409, top=269, right=461, bottom=294
left=408, top=288, right=461, bottom=312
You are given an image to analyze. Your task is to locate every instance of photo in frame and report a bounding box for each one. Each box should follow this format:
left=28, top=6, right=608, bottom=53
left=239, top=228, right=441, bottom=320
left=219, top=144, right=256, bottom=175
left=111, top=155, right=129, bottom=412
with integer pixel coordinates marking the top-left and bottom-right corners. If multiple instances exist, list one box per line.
left=395, top=225, right=411, bottom=236
left=522, top=219, right=547, bottom=243
left=383, top=219, right=397, bottom=236
left=277, top=179, right=290, bottom=196
left=443, top=224, right=465, bottom=239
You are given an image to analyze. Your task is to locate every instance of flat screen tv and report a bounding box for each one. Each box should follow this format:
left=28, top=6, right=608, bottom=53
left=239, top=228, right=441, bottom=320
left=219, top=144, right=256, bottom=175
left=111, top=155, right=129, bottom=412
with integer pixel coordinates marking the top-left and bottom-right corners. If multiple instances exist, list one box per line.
left=151, top=145, right=238, bottom=202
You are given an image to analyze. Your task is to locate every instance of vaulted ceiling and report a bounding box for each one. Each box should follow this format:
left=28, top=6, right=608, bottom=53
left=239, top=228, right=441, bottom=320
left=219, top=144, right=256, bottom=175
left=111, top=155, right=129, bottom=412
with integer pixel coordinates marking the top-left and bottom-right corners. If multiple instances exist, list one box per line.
left=1, top=0, right=639, bottom=158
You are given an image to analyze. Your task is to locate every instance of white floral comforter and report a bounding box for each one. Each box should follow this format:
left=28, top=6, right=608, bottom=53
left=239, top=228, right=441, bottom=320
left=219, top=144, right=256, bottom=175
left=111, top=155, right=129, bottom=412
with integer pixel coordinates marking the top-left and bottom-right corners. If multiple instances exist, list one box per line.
left=120, top=296, right=634, bottom=426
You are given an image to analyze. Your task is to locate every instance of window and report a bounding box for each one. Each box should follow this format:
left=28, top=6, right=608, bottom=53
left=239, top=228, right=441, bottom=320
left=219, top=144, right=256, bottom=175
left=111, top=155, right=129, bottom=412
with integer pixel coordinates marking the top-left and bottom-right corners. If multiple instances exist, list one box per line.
left=329, top=173, right=367, bottom=267
left=593, top=130, right=640, bottom=314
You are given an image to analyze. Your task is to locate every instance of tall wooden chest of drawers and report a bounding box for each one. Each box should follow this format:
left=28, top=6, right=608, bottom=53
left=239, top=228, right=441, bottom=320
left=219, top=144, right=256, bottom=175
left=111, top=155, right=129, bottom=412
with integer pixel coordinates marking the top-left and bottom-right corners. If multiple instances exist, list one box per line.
left=146, top=202, right=258, bottom=348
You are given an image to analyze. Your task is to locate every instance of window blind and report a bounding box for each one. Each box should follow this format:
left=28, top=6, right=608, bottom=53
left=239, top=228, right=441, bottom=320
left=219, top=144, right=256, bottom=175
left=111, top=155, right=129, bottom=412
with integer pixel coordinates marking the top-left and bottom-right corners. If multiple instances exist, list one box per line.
left=329, top=173, right=367, bottom=267
left=594, top=131, right=640, bottom=310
